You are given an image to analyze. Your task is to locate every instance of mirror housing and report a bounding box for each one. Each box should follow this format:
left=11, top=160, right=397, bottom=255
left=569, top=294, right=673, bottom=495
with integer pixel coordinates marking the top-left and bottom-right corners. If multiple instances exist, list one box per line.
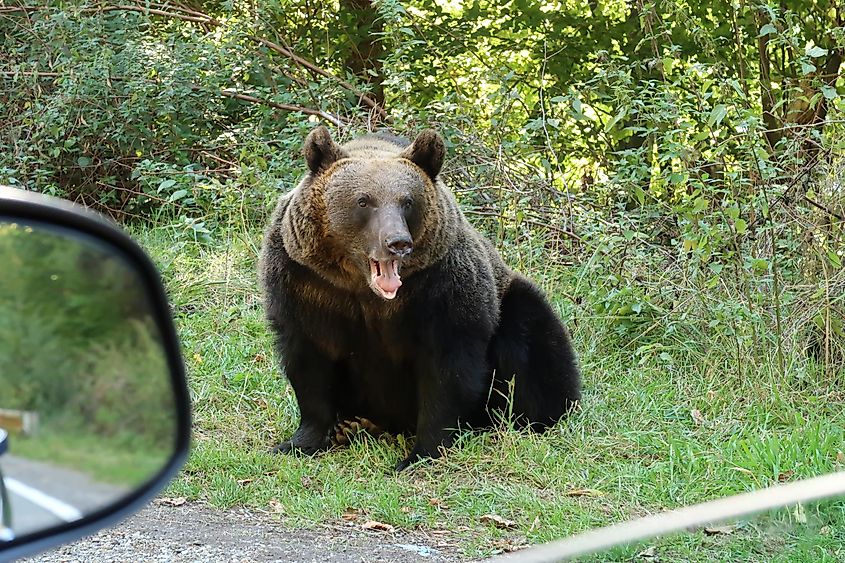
left=0, top=186, right=190, bottom=560
left=0, top=429, right=11, bottom=543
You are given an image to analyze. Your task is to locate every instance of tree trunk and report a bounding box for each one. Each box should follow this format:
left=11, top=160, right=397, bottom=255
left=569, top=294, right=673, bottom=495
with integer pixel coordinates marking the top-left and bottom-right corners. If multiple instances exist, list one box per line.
left=616, top=0, right=659, bottom=207
left=756, top=10, right=782, bottom=149
left=340, top=0, right=385, bottom=107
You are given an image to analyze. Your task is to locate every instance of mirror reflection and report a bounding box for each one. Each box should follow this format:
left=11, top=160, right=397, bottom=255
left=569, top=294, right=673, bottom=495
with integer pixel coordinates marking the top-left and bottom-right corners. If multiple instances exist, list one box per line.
left=0, top=220, right=177, bottom=540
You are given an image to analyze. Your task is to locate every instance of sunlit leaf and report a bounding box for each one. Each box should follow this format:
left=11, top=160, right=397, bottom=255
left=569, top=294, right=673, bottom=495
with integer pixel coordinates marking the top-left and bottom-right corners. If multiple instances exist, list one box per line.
left=707, top=104, right=728, bottom=128
left=805, top=45, right=828, bottom=58
left=168, top=189, right=189, bottom=202
left=758, top=23, right=777, bottom=36
left=751, top=259, right=769, bottom=273
left=604, top=107, right=628, bottom=131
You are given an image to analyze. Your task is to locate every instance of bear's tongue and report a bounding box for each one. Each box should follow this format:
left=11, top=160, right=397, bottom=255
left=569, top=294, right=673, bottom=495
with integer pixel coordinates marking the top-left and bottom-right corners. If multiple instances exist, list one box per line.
left=370, top=259, right=402, bottom=300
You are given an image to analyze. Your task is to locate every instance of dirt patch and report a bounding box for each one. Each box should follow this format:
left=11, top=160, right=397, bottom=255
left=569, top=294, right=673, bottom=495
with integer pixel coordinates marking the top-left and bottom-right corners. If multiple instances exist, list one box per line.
left=22, top=501, right=472, bottom=562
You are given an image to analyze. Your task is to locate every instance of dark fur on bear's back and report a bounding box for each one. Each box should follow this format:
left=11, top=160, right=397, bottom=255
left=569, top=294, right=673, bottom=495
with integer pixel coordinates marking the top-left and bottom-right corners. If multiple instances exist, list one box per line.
left=259, top=127, right=581, bottom=471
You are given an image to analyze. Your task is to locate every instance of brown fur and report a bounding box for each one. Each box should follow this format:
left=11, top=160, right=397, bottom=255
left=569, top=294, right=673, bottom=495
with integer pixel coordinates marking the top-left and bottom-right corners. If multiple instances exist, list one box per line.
left=260, top=127, right=581, bottom=470
left=269, top=129, right=508, bottom=313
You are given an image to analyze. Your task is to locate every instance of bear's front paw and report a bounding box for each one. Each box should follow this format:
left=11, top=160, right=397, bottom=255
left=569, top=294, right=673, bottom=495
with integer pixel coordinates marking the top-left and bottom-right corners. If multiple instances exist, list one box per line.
left=270, top=441, right=295, bottom=455
left=394, top=455, right=417, bottom=472
left=270, top=438, right=329, bottom=456
left=395, top=449, right=429, bottom=472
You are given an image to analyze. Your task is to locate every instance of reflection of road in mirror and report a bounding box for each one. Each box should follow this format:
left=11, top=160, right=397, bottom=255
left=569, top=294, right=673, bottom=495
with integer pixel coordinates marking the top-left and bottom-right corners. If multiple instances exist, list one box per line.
left=1, top=455, right=128, bottom=537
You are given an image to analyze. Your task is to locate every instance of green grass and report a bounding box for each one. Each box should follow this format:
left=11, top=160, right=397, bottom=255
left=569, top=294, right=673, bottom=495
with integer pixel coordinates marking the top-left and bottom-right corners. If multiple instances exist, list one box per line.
left=132, top=222, right=845, bottom=561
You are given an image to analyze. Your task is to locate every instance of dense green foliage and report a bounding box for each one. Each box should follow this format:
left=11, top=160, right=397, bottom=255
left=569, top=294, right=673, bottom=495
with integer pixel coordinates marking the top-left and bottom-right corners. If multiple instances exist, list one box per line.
left=1, top=2, right=842, bottom=360
left=1, top=0, right=844, bottom=558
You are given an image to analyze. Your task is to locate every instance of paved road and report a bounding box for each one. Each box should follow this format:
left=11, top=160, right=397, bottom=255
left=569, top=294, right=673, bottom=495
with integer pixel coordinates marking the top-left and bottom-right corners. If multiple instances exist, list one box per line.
left=21, top=501, right=470, bottom=562
left=2, top=455, right=128, bottom=537
left=1, top=457, right=473, bottom=561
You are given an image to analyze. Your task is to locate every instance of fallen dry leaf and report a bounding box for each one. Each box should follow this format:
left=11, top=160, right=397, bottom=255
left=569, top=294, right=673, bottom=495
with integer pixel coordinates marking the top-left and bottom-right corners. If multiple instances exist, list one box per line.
left=564, top=488, right=604, bottom=497
left=341, top=508, right=361, bottom=521
left=362, top=520, right=395, bottom=533
left=836, top=451, right=845, bottom=464
left=777, top=470, right=795, bottom=482
left=300, top=475, right=313, bottom=488
left=480, top=514, right=518, bottom=530
left=704, top=524, right=736, bottom=536
left=236, top=478, right=254, bottom=486
left=637, top=546, right=658, bottom=559
left=268, top=499, right=285, bottom=514
left=490, top=539, right=528, bottom=554
left=428, top=497, right=450, bottom=510
left=156, top=496, right=187, bottom=507
left=690, top=408, right=706, bottom=426
left=253, top=397, right=269, bottom=409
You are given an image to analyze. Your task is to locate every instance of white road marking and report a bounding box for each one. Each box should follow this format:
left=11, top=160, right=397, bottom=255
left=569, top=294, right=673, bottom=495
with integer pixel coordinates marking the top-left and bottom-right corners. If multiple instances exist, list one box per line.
left=4, top=477, right=83, bottom=522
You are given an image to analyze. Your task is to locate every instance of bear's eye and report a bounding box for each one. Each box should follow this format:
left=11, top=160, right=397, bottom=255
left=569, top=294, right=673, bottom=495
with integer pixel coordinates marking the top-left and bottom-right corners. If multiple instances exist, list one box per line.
left=357, top=196, right=369, bottom=208
left=402, top=198, right=413, bottom=209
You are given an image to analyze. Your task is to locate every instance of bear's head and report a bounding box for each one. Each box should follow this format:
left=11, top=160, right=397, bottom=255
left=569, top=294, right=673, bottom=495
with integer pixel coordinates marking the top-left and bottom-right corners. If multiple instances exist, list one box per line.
left=292, top=126, right=447, bottom=300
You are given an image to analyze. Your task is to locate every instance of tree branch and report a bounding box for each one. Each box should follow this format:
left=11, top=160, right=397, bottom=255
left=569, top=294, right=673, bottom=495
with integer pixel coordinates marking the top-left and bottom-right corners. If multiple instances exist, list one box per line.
left=88, top=4, right=218, bottom=24
left=803, top=195, right=845, bottom=222
left=248, top=35, right=387, bottom=120
left=219, top=89, right=346, bottom=126
left=0, top=1, right=389, bottom=121
left=756, top=10, right=781, bottom=148
left=0, top=70, right=345, bottom=126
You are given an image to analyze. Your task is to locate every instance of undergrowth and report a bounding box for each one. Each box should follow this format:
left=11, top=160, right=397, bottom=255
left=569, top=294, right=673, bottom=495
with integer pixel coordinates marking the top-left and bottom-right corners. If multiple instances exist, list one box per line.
left=132, top=202, right=845, bottom=560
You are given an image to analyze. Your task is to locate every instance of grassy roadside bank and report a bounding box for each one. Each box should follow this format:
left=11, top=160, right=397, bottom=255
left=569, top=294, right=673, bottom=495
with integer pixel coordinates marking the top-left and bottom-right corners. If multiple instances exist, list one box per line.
left=134, top=223, right=845, bottom=562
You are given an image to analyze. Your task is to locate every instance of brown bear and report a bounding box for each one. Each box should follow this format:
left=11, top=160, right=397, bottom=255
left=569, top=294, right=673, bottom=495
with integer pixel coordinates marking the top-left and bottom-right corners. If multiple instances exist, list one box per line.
left=259, top=126, right=581, bottom=471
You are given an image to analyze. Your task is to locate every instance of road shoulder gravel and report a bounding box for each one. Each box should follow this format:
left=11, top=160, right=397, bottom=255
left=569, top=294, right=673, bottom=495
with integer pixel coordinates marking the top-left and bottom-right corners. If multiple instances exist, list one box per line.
left=20, top=500, right=469, bottom=562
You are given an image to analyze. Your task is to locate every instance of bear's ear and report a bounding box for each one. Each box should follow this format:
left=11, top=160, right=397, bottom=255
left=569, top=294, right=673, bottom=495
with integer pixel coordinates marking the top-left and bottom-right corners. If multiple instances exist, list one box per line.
left=399, top=129, right=445, bottom=180
left=303, top=126, right=347, bottom=173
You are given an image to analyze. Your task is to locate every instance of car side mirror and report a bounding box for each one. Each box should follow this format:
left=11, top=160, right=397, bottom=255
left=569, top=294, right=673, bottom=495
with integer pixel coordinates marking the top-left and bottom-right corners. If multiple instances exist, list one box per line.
left=0, top=428, right=11, bottom=543
left=0, top=186, right=190, bottom=560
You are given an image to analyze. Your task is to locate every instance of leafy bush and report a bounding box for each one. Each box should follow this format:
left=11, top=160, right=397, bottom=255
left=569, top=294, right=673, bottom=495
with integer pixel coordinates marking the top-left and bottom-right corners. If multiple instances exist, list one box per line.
left=0, top=0, right=842, bottom=375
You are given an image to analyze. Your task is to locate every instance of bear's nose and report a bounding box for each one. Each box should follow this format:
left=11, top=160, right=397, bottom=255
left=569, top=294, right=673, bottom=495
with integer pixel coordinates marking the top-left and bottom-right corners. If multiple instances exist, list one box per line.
left=386, top=235, right=413, bottom=257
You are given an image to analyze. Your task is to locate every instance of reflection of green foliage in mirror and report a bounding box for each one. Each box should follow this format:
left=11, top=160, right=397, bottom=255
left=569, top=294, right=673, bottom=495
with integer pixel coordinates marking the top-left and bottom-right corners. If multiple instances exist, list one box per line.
left=0, top=221, right=176, bottom=487
left=69, top=319, right=173, bottom=448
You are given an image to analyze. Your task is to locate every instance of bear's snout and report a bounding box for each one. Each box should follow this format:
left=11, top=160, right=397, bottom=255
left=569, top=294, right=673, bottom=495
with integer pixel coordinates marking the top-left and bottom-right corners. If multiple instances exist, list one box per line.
left=372, top=208, right=413, bottom=260
left=385, top=234, right=413, bottom=257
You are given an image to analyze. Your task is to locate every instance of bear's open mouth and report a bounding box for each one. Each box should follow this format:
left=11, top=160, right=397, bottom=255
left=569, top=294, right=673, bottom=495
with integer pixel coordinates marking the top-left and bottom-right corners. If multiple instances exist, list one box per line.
left=369, top=259, right=402, bottom=300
